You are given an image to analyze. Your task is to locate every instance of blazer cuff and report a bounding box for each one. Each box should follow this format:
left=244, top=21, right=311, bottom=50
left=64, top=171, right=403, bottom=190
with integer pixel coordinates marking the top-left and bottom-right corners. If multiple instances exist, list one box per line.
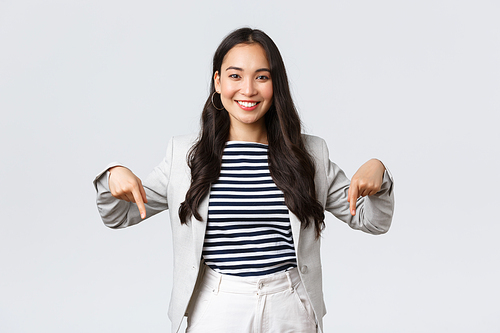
left=380, top=168, right=394, bottom=197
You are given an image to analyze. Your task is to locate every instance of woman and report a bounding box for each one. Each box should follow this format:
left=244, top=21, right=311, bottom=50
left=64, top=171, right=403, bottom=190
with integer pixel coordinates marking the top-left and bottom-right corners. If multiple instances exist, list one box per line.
left=94, top=28, right=394, bottom=333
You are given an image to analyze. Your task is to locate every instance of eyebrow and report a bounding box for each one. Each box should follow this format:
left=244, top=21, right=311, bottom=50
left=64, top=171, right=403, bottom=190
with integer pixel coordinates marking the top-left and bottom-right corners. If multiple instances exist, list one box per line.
left=225, top=66, right=271, bottom=73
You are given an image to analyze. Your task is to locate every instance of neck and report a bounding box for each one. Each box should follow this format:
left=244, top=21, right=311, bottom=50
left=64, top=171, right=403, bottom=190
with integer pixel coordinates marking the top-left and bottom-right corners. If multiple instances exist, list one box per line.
left=228, top=122, right=268, bottom=144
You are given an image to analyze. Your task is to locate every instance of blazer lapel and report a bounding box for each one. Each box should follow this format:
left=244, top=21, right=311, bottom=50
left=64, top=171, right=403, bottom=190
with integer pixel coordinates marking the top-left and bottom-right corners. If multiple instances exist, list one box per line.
left=192, top=192, right=210, bottom=263
left=289, top=211, right=302, bottom=250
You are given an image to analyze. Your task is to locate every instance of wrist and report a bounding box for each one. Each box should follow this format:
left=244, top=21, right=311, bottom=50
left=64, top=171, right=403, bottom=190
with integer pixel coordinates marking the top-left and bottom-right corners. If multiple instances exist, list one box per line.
left=371, top=158, right=386, bottom=172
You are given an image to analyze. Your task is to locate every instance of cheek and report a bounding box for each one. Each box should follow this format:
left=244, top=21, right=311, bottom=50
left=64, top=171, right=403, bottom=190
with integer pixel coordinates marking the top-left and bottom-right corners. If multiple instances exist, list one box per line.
left=220, top=83, right=237, bottom=99
left=263, top=85, right=274, bottom=102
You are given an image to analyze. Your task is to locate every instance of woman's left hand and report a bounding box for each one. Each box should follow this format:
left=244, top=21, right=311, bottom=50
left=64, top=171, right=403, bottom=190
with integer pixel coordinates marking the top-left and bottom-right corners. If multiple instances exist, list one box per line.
left=348, top=159, right=386, bottom=216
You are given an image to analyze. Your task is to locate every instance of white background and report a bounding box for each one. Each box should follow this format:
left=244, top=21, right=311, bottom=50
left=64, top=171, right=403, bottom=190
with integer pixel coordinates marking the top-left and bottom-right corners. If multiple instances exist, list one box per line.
left=1, top=0, right=499, bottom=332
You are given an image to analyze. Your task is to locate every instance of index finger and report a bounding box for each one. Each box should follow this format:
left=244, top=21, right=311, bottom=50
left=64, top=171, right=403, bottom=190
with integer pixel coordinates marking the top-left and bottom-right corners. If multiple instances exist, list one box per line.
left=132, top=188, right=147, bottom=219
left=349, top=184, right=358, bottom=216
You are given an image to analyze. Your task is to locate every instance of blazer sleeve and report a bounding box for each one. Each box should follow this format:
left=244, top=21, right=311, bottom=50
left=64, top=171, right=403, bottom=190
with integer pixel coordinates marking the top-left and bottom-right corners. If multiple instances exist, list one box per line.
left=93, top=137, right=173, bottom=228
left=321, top=139, right=394, bottom=234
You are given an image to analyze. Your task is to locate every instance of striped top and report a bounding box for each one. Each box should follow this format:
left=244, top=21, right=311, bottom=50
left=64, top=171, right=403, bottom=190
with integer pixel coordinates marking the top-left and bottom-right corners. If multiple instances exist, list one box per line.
left=202, top=141, right=297, bottom=277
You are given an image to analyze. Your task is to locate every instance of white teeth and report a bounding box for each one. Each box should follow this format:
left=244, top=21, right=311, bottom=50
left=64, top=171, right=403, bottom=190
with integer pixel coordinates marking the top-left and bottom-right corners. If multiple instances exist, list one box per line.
left=237, top=101, right=258, bottom=107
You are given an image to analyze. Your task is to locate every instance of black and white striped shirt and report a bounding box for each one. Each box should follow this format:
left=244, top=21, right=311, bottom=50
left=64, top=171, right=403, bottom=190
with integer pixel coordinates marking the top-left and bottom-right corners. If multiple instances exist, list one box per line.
left=202, top=141, right=297, bottom=277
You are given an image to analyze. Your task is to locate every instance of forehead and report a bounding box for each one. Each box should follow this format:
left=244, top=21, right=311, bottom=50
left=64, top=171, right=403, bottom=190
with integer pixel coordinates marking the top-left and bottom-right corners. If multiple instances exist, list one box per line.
left=222, top=43, right=270, bottom=69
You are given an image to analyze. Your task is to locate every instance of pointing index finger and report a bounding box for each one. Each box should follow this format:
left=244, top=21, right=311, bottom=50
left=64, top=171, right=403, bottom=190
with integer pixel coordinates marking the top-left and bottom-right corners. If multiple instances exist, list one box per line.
left=132, top=187, right=147, bottom=219
left=349, top=184, right=358, bottom=216
left=139, top=180, right=148, bottom=204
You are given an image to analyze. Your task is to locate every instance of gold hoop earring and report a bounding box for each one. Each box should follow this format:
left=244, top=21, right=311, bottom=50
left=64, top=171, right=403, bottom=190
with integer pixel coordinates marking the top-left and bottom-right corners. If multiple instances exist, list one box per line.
left=211, top=91, right=224, bottom=111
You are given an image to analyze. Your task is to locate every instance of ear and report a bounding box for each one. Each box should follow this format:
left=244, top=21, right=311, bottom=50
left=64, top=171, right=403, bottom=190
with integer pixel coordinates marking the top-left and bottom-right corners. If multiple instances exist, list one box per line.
left=214, top=71, right=221, bottom=93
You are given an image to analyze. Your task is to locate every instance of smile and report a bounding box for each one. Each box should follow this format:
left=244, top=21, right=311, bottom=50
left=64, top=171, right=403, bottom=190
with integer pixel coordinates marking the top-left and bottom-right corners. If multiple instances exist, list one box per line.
left=237, top=101, right=259, bottom=108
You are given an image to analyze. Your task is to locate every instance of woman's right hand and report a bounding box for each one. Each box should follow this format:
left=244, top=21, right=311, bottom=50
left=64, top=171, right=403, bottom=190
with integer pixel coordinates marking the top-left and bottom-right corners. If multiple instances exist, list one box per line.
left=108, top=166, right=148, bottom=219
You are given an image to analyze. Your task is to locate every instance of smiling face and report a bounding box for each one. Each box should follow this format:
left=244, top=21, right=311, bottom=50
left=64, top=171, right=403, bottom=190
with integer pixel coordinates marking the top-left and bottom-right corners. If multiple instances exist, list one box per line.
left=214, top=43, right=273, bottom=142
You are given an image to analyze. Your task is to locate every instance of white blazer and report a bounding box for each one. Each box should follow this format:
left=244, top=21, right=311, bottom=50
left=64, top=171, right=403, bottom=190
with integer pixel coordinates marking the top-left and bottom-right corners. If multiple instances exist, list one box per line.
left=94, top=134, right=394, bottom=333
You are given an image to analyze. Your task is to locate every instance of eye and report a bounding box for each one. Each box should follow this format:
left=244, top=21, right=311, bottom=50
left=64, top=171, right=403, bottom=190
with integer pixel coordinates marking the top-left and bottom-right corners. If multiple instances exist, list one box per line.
left=257, top=75, right=269, bottom=80
left=229, top=74, right=241, bottom=79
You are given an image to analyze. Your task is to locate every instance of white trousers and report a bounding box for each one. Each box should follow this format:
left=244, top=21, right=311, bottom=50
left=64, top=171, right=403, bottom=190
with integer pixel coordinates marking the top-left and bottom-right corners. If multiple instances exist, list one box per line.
left=186, top=265, right=318, bottom=333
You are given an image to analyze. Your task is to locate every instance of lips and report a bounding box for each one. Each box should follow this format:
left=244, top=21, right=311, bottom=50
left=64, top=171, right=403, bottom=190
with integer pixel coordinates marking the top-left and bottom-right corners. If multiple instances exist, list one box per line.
left=237, top=100, right=259, bottom=108
left=236, top=100, right=260, bottom=111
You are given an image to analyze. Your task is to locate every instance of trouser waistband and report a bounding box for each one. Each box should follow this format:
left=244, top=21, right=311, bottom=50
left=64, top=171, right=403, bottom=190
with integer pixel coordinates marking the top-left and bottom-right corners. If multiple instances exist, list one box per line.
left=201, top=265, right=301, bottom=295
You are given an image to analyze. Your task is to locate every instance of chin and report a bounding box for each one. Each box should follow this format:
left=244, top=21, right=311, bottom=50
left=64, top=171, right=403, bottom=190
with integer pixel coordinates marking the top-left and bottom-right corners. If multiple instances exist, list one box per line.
left=240, top=117, right=263, bottom=125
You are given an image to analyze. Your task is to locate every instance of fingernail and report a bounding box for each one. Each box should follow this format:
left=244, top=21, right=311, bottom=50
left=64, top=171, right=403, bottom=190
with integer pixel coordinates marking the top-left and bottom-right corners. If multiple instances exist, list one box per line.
left=141, top=212, right=146, bottom=219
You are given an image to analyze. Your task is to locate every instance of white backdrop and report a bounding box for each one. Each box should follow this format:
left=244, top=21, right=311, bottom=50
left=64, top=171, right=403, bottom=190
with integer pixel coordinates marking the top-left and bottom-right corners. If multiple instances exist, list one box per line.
left=1, top=0, right=499, bottom=332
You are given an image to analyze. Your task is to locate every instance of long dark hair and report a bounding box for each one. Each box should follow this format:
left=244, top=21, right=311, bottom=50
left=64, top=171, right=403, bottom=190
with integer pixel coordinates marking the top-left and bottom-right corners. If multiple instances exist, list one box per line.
left=179, top=28, right=325, bottom=238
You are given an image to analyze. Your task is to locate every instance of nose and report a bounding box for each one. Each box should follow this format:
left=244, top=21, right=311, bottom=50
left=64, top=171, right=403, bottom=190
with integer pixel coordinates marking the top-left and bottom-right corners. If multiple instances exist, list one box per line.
left=241, top=78, right=257, bottom=96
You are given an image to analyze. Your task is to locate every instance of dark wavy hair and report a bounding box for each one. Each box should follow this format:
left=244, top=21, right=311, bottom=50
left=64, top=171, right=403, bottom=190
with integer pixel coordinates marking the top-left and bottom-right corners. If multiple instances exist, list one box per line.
left=178, top=28, right=325, bottom=237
